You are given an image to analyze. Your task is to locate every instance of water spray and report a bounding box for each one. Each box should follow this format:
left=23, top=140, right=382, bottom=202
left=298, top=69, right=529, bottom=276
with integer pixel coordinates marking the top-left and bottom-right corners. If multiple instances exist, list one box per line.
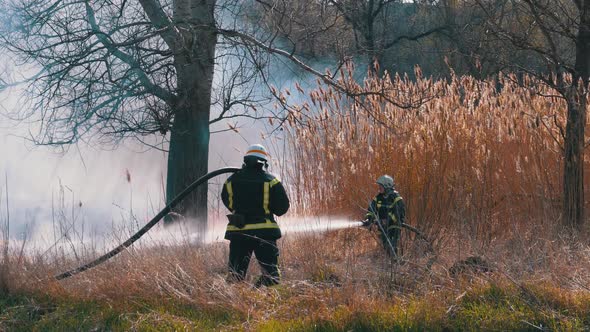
left=281, top=219, right=363, bottom=235
left=55, top=167, right=240, bottom=280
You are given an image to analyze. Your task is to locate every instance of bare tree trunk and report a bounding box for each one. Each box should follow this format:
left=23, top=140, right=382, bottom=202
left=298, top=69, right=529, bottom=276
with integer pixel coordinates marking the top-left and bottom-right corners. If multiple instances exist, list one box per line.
left=563, top=2, right=590, bottom=229
left=166, top=107, right=211, bottom=223
left=364, top=0, right=378, bottom=73
left=166, top=0, right=216, bottom=224
left=563, top=97, right=586, bottom=229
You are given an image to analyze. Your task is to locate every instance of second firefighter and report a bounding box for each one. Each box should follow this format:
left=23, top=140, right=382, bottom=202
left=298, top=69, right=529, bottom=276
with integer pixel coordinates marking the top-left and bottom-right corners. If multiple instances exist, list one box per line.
left=364, top=175, right=406, bottom=257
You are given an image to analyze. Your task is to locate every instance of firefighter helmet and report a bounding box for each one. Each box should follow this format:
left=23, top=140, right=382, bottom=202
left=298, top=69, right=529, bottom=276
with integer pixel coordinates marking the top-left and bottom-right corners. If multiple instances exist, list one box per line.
left=376, top=175, right=394, bottom=189
left=244, top=144, right=269, bottom=161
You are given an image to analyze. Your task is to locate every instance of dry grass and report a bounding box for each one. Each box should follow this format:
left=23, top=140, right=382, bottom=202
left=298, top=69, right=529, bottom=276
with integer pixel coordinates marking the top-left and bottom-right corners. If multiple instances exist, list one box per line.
left=0, top=222, right=589, bottom=330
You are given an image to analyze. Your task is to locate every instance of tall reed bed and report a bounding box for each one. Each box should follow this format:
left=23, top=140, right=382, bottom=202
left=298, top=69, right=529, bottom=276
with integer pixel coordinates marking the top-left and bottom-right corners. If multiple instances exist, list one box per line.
left=285, top=68, right=585, bottom=249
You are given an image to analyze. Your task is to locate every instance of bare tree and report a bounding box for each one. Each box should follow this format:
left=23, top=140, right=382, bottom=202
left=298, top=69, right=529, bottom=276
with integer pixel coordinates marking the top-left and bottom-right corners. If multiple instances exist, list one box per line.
left=251, top=0, right=353, bottom=59
left=474, top=0, right=590, bottom=229
left=0, top=0, right=287, bottom=224
left=323, top=0, right=450, bottom=73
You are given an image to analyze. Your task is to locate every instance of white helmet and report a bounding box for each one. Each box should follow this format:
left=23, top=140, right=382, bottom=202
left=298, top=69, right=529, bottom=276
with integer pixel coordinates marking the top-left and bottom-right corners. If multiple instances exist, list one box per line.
left=376, top=175, right=394, bottom=189
left=244, top=144, right=269, bottom=161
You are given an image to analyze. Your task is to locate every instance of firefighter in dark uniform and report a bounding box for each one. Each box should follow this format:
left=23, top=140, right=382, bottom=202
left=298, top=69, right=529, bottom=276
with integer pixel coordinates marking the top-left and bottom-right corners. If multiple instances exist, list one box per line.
left=221, top=144, right=290, bottom=287
left=363, top=175, right=406, bottom=257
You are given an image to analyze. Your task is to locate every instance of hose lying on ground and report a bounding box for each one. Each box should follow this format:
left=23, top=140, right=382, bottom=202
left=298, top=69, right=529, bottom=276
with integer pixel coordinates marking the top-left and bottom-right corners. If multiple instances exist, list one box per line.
left=399, top=222, right=433, bottom=252
left=364, top=221, right=433, bottom=251
left=55, top=167, right=240, bottom=280
left=399, top=222, right=438, bottom=269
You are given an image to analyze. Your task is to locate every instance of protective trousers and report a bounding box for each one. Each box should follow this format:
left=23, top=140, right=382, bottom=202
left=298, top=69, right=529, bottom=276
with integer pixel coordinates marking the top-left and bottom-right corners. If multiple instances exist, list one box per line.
left=228, top=234, right=280, bottom=286
left=384, top=226, right=401, bottom=257
left=379, top=219, right=401, bottom=257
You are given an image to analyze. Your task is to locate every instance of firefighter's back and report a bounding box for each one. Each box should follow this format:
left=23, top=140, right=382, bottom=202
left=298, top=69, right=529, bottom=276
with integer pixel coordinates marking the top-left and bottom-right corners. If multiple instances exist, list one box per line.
left=222, top=166, right=289, bottom=240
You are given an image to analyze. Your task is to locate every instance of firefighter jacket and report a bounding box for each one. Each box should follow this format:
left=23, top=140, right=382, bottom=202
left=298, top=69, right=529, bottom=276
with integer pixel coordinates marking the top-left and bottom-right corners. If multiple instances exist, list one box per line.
left=221, top=165, right=290, bottom=240
left=365, top=190, right=405, bottom=230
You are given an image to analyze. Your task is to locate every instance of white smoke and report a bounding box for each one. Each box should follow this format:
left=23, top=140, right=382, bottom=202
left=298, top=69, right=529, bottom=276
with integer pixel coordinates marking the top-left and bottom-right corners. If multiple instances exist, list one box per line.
left=0, top=20, right=352, bottom=257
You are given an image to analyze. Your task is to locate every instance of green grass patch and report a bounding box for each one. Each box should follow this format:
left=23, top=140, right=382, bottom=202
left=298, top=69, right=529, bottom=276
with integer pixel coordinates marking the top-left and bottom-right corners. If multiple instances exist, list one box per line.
left=2, top=282, right=589, bottom=331
left=451, top=283, right=588, bottom=331
left=0, top=293, right=126, bottom=331
left=256, top=283, right=590, bottom=332
left=0, top=293, right=243, bottom=331
left=257, top=300, right=447, bottom=332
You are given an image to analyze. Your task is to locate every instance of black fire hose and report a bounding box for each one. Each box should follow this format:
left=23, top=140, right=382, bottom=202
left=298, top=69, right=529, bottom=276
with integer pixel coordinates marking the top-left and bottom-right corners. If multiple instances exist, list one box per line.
left=55, top=167, right=240, bottom=280
left=362, top=221, right=434, bottom=254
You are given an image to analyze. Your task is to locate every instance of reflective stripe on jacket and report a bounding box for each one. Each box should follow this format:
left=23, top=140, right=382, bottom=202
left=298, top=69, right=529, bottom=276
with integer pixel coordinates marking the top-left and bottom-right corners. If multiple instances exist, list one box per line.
left=365, top=191, right=405, bottom=228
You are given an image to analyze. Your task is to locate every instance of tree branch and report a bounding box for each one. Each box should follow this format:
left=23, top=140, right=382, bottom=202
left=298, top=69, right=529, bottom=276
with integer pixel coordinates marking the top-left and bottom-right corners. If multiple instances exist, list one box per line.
left=219, top=28, right=429, bottom=110
left=137, top=0, right=181, bottom=50
left=84, top=1, right=175, bottom=104
left=383, top=25, right=450, bottom=50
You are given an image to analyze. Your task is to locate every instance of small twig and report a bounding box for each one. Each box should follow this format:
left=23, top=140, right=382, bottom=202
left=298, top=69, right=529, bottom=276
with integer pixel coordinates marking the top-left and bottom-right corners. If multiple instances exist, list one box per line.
left=4, top=171, right=9, bottom=261
left=17, top=224, right=28, bottom=267
left=521, top=320, right=547, bottom=331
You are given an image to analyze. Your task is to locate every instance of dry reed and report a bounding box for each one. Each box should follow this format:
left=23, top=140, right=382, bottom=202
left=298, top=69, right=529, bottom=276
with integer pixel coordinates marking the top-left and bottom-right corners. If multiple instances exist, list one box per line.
left=285, top=66, right=586, bottom=254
